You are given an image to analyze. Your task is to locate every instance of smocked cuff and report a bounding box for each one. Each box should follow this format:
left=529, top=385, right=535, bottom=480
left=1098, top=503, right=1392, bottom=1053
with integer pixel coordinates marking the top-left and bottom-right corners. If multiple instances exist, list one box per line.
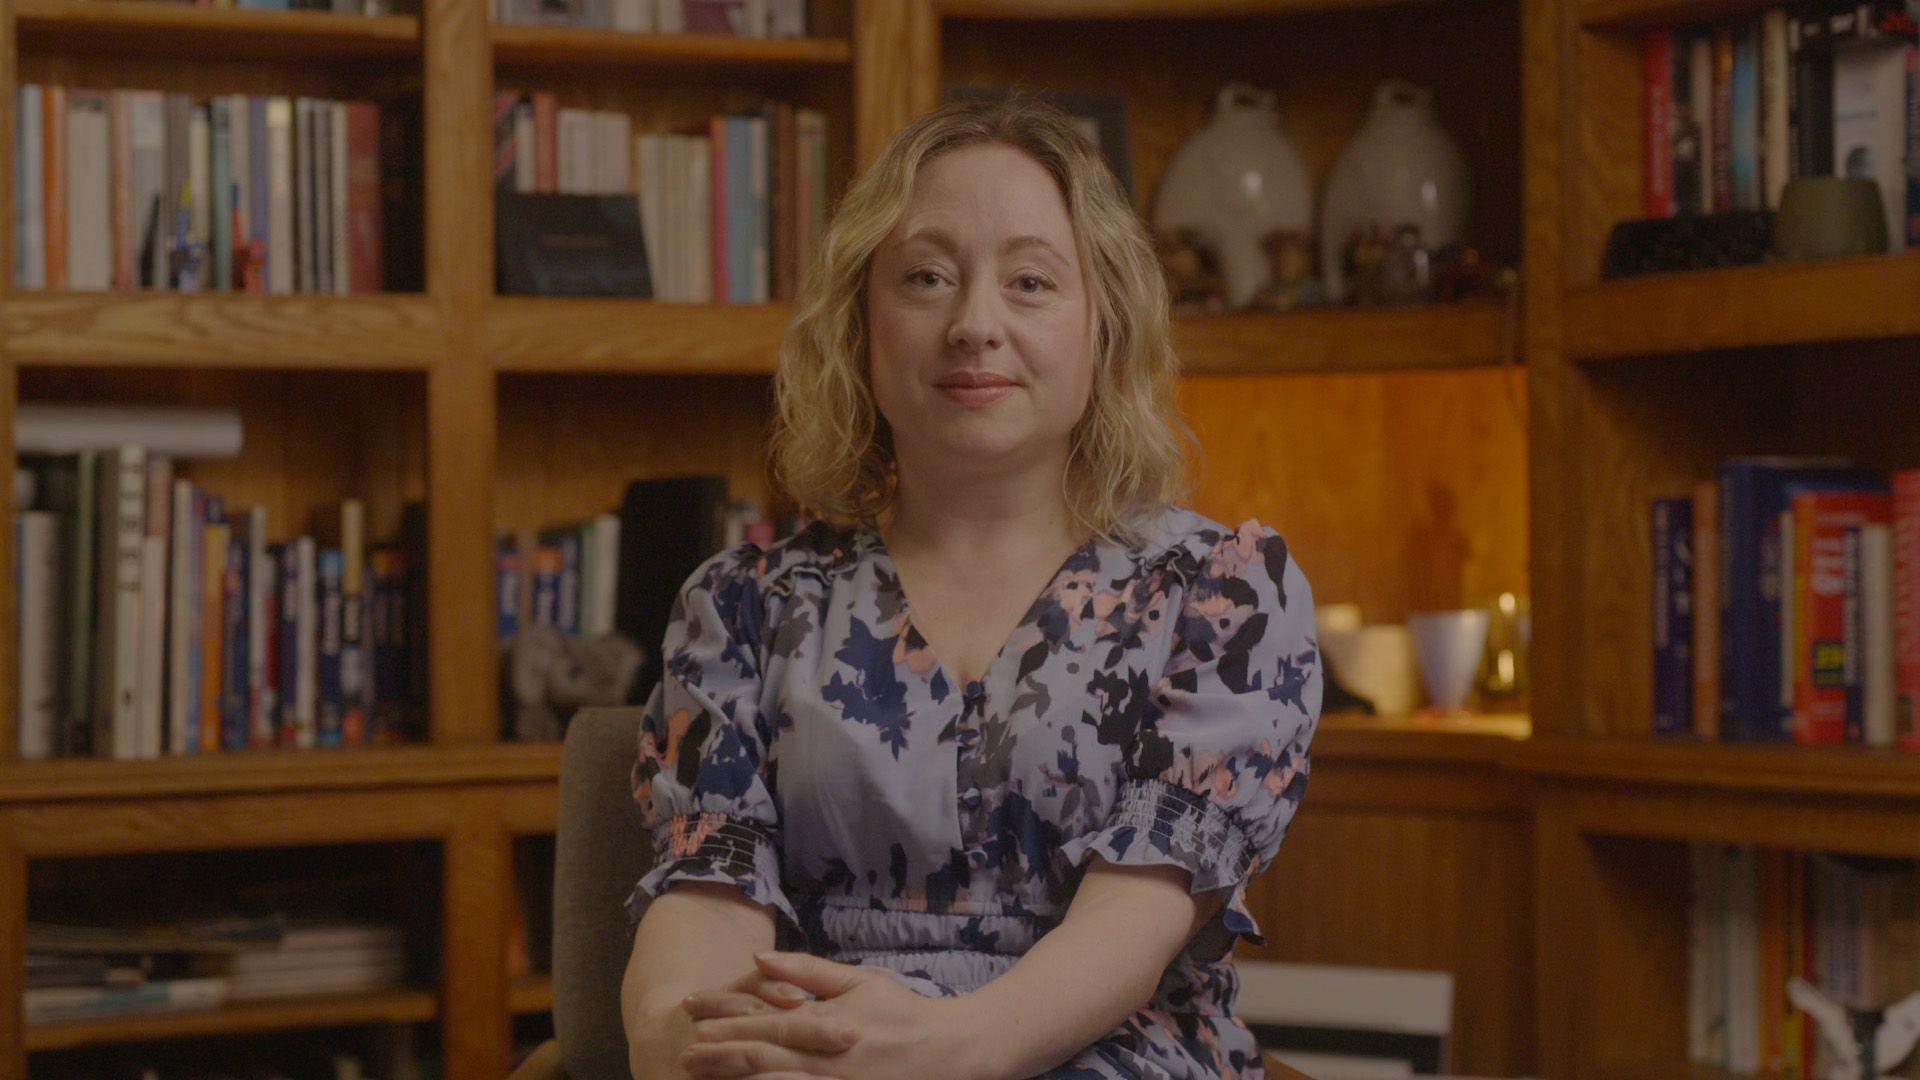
left=1057, top=779, right=1266, bottom=945
left=624, top=812, right=802, bottom=940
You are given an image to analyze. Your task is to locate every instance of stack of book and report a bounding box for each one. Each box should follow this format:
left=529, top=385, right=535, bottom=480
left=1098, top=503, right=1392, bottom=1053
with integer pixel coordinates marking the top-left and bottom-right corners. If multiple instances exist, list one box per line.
left=25, top=915, right=409, bottom=1024
left=1652, top=458, right=1920, bottom=749
left=11, top=87, right=391, bottom=293
left=493, top=0, right=806, bottom=38
left=491, top=95, right=829, bottom=302
left=15, top=447, right=425, bottom=760
left=1640, top=1, right=1918, bottom=250
left=1688, top=845, right=1920, bottom=1078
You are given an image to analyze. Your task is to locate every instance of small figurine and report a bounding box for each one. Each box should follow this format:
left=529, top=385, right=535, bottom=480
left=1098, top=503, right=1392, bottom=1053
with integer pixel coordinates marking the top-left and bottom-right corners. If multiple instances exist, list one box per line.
left=1433, top=242, right=1497, bottom=301
left=1338, top=224, right=1391, bottom=305
left=1251, top=229, right=1326, bottom=311
left=1156, top=228, right=1228, bottom=314
left=503, top=624, right=645, bottom=742
left=1370, top=223, right=1434, bottom=304
left=1788, top=978, right=1920, bottom=1080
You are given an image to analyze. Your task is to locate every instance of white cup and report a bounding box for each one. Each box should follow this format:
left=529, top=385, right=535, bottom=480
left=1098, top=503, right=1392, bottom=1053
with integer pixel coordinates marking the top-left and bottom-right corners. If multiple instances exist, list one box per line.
left=1321, top=623, right=1422, bottom=717
left=1407, top=609, right=1492, bottom=713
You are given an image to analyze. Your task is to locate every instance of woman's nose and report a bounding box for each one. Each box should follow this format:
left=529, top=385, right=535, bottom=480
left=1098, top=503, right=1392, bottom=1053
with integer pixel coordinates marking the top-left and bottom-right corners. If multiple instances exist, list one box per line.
left=946, top=280, right=1004, bottom=352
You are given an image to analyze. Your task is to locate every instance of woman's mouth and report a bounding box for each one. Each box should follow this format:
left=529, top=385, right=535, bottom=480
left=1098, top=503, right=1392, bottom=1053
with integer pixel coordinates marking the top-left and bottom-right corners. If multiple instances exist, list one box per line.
left=935, top=373, right=1015, bottom=408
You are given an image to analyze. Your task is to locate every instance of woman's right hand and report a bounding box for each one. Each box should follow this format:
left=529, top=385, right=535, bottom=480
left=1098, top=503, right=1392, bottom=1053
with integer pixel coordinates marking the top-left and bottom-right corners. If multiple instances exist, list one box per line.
left=628, top=968, right=857, bottom=1079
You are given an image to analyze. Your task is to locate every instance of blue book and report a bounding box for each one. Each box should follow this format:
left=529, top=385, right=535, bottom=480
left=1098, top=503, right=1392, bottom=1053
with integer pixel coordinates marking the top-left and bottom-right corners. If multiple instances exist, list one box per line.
left=1653, top=497, right=1695, bottom=735
left=531, top=545, right=559, bottom=629
left=497, top=537, right=521, bottom=643
left=1730, top=19, right=1761, bottom=210
left=222, top=532, right=249, bottom=751
left=277, top=540, right=301, bottom=747
left=1718, top=458, right=1883, bottom=741
left=317, top=548, right=343, bottom=748
left=726, top=115, right=753, bottom=303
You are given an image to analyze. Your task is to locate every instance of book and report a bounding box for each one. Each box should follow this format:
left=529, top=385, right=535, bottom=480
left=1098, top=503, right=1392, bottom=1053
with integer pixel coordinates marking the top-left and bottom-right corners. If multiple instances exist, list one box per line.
left=1644, top=29, right=1675, bottom=217
left=614, top=475, right=729, bottom=701
left=1654, top=496, right=1694, bottom=735
left=1895, top=470, right=1920, bottom=750
left=1694, top=480, right=1721, bottom=740
left=1789, top=489, right=1891, bottom=743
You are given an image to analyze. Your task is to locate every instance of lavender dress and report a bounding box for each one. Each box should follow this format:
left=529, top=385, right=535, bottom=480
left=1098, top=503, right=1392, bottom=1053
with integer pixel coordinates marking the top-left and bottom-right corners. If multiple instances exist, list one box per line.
left=627, top=505, right=1322, bottom=1079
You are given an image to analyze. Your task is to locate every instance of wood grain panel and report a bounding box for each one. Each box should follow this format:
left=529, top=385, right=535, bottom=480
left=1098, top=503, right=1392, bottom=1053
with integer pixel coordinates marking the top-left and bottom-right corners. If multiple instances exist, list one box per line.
left=1568, top=22, right=1641, bottom=291
left=0, top=819, right=24, bottom=1080
left=14, top=0, right=419, bottom=62
left=941, top=0, right=1448, bottom=16
left=1175, top=299, right=1513, bottom=374
left=855, top=0, right=939, bottom=164
left=489, top=23, right=848, bottom=68
left=1180, top=366, right=1529, bottom=628
left=9, top=788, right=459, bottom=856
left=1248, top=805, right=1534, bottom=1076
left=444, top=793, right=515, bottom=1080
left=485, top=299, right=794, bottom=373
left=23, top=988, right=439, bottom=1052
left=1, top=293, right=441, bottom=369
left=16, top=47, right=419, bottom=102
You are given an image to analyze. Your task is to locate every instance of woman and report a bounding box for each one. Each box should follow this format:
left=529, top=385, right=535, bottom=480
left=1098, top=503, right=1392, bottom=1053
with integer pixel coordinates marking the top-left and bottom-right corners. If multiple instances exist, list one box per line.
left=621, top=97, right=1321, bottom=1080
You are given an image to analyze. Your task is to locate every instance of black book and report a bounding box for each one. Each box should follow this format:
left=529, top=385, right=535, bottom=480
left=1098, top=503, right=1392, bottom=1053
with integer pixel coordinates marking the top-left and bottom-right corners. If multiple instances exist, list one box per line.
left=495, top=192, right=653, bottom=297
left=614, top=476, right=730, bottom=704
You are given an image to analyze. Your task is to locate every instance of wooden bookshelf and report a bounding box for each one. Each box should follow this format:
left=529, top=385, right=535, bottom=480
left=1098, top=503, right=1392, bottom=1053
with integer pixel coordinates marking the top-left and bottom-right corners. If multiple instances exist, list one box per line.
left=489, top=23, right=849, bottom=70
left=1174, top=297, right=1516, bottom=374
left=23, top=987, right=439, bottom=1052
left=12, top=0, right=419, bottom=60
left=484, top=298, right=794, bottom=372
left=507, top=973, right=552, bottom=1016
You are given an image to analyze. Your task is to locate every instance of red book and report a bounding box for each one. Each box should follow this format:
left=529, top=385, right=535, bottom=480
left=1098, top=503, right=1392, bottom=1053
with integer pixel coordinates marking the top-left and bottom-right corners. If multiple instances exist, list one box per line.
left=1644, top=29, right=1677, bottom=217
left=710, top=115, right=728, bottom=303
left=533, top=91, right=558, bottom=194
left=1895, top=470, right=1920, bottom=750
left=346, top=102, right=383, bottom=294
left=43, top=85, right=67, bottom=291
left=109, top=92, right=134, bottom=291
left=1792, top=490, right=1892, bottom=744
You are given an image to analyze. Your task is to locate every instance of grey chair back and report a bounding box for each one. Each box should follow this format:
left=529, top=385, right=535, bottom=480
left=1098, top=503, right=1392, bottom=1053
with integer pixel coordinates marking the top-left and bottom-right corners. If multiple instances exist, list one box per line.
left=553, top=705, right=654, bottom=1080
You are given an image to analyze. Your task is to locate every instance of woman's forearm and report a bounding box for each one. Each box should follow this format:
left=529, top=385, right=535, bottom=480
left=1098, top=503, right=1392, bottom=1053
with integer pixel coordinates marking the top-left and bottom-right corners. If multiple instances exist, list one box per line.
left=957, top=859, right=1223, bottom=1080
left=620, top=883, right=777, bottom=1073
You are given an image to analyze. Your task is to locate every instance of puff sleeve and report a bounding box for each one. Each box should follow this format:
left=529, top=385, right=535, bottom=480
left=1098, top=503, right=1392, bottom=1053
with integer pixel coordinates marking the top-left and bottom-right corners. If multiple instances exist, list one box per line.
left=625, top=551, right=802, bottom=941
left=1057, top=521, right=1321, bottom=950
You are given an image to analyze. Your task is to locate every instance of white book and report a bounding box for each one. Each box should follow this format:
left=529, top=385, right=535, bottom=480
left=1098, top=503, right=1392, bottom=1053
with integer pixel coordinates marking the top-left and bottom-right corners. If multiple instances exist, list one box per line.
left=128, top=91, right=168, bottom=290
left=66, top=92, right=114, bottom=291
left=246, top=506, right=269, bottom=747
left=662, top=134, right=686, bottom=301
left=314, top=99, right=334, bottom=294
left=228, top=94, right=251, bottom=266
left=168, top=479, right=196, bottom=755
left=188, top=104, right=211, bottom=291
left=331, top=100, right=349, bottom=295
left=590, top=512, right=620, bottom=636
left=137, top=534, right=166, bottom=760
left=227, top=957, right=406, bottom=1002
left=1833, top=43, right=1909, bottom=252
left=26, top=976, right=228, bottom=1023
left=768, top=0, right=802, bottom=38
left=1724, top=844, right=1759, bottom=1073
left=748, top=114, right=768, bottom=302
left=20, top=85, right=46, bottom=290
left=595, top=111, right=631, bottom=192
left=688, top=136, right=711, bottom=302
left=635, top=133, right=664, bottom=299
left=1863, top=522, right=1896, bottom=747
left=1760, top=10, right=1789, bottom=211
left=92, top=446, right=147, bottom=760
left=654, top=0, right=682, bottom=32
left=17, top=511, right=61, bottom=760
left=556, top=109, right=594, bottom=194
left=611, top=0, right=651, bottom=32
left=266, top=98, right=294, bottom=294
left=513, top=101, right=536, bottom=194
left=295, top=536, right=318, bottom=749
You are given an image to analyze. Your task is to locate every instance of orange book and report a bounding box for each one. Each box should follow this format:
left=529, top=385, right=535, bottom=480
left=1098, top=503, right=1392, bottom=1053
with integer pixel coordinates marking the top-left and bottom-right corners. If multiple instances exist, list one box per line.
left=1792, top=490, right=1893, bottom=743
left=1694, top=481, right=1721, bottom=739
left=201, top=520, right=229, bottom=754
left=42, top=85, right=67, bottom=290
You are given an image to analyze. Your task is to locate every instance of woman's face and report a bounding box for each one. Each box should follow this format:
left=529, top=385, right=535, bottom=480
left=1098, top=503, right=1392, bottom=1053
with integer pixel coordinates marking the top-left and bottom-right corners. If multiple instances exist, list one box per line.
left=866, top=141, right=1095, bottom=482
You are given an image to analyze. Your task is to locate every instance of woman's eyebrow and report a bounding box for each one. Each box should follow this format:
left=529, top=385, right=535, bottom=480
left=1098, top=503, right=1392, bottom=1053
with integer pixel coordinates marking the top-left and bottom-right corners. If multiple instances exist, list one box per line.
left=897, top=229, right=1071, bottom=264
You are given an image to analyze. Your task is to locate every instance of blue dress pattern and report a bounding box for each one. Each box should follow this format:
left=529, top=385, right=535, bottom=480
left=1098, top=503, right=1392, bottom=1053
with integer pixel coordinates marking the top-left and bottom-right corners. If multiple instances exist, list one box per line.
left=627, top=505, right=1322, bottom=1079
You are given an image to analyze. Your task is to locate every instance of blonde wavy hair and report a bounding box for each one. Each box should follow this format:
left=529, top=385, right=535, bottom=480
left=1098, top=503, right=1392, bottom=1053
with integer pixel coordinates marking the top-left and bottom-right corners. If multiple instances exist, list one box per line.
left=769, top=95, right=1193, bottom=546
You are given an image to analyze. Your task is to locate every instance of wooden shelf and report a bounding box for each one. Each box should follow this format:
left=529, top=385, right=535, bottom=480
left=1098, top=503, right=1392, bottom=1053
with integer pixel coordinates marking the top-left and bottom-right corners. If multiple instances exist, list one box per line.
left=1316, top=710, right=1530, bottom=766
left=1509, top=733, right=1920, bottom=801
left=485, top=297, right=793, bottom=373
left=23, top=986, right=438, bottom=1052
left=12, top=0, right=420, bottom=61
left=508, top=973, right=553, bottom=1015
left=0, top=743, right=562, bottom=805
left=1564, top=253, right=1920, bottom=360
left=1174, top=298, right=1514, bottom=374
left=490, top=24, right=850, bottom=70
left=0, top=292, right=442, bottom=371
left=939, top=0, right=1448, bottom=19
left=1575, top=0, right=1782, bottom=30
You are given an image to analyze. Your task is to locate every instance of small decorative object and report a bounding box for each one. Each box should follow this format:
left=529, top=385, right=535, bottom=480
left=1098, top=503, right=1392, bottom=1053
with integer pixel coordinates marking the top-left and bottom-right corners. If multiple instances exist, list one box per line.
left=1156, top=228, right=1229, bottom=313
left=1475, top=592, right=1530, bottom=709
left=1321, top=81, right=1471, bottom=304
left=1788, top=978, right=1920, bottom=1080
left=1769, top=176, right=1890, bottom=262
left=1320, top=624, right=1422, bottom=717
left=1251, top=229, right=1327, bottom=310
left=1600, top=210, right=1775, bottom=279
left=1152, top=84, right=1314, bottom=308
left=1432, top=243, right=1496, bottom=301
left=1407, top=609, right=1490, bottom=713
left=503, top=623, right=646, bottom=742
left=1354, top=222, right=1434, bottom=304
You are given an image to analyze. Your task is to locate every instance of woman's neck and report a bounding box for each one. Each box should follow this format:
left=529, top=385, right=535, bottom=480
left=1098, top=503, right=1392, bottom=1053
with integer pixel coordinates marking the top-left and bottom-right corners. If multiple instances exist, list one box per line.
left=881, top=453, right=1083, bottom=569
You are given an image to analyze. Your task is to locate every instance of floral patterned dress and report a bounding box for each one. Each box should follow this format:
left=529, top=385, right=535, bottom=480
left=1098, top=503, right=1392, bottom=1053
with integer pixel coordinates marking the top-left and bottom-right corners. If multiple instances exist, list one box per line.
left=627, top=505, right=1322, bottom=1079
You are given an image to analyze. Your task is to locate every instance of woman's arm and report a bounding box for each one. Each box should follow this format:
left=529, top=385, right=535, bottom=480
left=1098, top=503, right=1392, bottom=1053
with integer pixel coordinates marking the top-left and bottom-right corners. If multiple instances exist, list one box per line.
left=621, top=883, right=775, bottom=1078
left=953, top=856, right=1227, bottom=1080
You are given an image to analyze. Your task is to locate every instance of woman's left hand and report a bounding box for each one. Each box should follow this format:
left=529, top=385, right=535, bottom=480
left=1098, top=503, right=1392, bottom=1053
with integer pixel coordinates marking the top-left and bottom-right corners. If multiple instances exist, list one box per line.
left=677, top=951, right=990, bottom=1080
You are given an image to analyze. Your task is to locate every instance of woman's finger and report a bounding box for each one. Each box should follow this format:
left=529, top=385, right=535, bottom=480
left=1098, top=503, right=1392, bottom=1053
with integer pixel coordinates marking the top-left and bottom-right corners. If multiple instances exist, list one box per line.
left=691, top=1013, right=858, bottom=1055
left=751, top=979, right=810, bottom=1006
left=681, top=990, right=775, bottom=1020
left=679, top=1039, right=828, bottom=1078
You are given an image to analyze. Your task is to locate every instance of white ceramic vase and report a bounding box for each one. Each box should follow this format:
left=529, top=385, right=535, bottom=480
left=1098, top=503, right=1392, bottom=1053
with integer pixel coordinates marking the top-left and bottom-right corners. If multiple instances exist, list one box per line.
left=1152, top=84, right=1314, bottom=308
left=1407, top=609, right=1491, bottom=713
left=1320, top=624, right=1422, bottom=717
left=1320, top=81, right=1471, bottom=303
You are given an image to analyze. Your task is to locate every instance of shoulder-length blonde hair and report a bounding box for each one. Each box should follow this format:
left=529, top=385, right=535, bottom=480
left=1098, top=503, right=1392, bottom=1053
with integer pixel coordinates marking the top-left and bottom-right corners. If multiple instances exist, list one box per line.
left=769, top=95, right=1192, bottom=546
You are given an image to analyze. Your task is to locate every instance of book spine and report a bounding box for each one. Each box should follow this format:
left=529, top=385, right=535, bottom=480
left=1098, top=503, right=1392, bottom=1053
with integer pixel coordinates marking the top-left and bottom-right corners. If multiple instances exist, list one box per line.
left=278, top=538, right=300, bottom=746
left=1694, top=480, right=1721, bottom=740
left=200, top=509, right=226, bottom=755
left=210, top=96, right=233, bottom=291
left=20, top=84, right=46, bottom=290
left=1730, top=18, right=1761, bottom=211
left=248, top=96, right=270, bottom=292
left=533, top=91, right=558, bottom=194
left=1654, top=497, right=1694, bottom=734
left=297, top=537, right=318, bottom=749
left=247, top=507, right=271, bottom=747
left=1863, top=522, right=1896, bottom=747
left=17, top=513, right=60, bottom=760
left=1895, top=471, right=1920, bottom=750
left=109, top=91, right=134, bottom=290
left=497, top=538, right=521, bottom=644
left=340, top=501, right=366, bottom=746
left=317, top=548, right=343, bottom=747
left=43, top=85, right=67, bottom=290
left=267, top=98, right=294, bottom=295
left=1761, top=9, right=1790, bottom=210
left=1712, top=25, right=1735, bottom=214
left=221, top=531, right=247, bottom=751
left=711, top=115, right=728, bottom=301
left=331, top=100, right=350, bottom=295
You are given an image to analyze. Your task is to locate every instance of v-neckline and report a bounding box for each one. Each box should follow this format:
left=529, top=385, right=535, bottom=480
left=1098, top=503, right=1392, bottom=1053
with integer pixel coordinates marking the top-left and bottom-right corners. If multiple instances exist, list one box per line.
left=867, top=526, right=1096, bottom=698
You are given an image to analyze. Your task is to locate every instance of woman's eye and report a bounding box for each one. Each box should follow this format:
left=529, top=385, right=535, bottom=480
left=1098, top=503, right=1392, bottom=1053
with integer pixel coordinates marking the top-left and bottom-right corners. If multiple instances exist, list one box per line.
left=1014, top=275, right=1051, bottom=293
left=909, top=270, right=944, bottom=287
